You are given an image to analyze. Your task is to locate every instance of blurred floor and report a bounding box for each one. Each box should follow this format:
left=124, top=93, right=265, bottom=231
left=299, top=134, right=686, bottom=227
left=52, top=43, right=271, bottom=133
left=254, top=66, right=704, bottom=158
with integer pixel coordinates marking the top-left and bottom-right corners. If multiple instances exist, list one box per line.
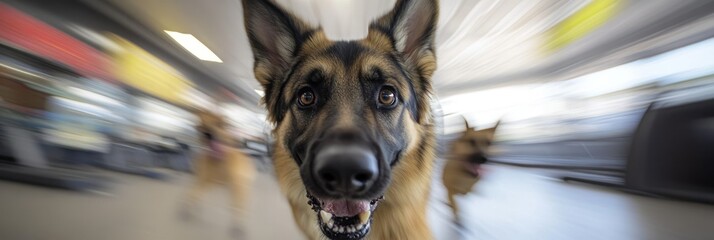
left=0, top=170, right=302, bottom=240
left=1, top=165, right=713, bottom=240
left=429, top=165, right=714, bottom=240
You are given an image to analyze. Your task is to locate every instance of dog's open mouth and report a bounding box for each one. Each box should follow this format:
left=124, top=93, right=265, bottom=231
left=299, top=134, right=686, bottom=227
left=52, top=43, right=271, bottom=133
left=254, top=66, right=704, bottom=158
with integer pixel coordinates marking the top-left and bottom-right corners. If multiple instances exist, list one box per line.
left=307, top=194, right=384, bottom=240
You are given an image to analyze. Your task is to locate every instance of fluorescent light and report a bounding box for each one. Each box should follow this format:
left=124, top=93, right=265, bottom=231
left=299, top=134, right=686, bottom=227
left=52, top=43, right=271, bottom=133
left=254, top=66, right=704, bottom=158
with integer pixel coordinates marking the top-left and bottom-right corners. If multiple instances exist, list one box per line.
left=164, top=30, right=223, bottom=63
left=254, top=89, right=264, bottom=97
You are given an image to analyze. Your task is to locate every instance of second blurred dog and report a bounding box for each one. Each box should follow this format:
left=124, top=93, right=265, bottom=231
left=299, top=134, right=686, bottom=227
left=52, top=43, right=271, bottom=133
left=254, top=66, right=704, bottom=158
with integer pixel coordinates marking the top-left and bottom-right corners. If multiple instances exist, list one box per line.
left=183, top=110, right=256, bottom=236
left=442, top=118, right=499, bottom=224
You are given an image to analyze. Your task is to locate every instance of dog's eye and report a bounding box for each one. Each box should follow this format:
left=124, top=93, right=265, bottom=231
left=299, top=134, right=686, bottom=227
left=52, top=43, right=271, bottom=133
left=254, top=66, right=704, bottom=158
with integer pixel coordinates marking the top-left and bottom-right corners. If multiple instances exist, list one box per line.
left=377, top=86, right=397, bottom=108
left=297, top=87, right=316, bottom=107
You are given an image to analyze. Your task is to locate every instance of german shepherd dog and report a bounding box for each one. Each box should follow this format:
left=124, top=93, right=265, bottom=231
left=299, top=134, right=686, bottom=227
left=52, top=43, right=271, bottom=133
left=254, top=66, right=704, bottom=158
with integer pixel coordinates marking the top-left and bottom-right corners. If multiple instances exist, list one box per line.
left=442, top=119, right=498, bottom=224
left=242, top=0, right=438, bottom=239
left=184, top=110, right=256, bottom=235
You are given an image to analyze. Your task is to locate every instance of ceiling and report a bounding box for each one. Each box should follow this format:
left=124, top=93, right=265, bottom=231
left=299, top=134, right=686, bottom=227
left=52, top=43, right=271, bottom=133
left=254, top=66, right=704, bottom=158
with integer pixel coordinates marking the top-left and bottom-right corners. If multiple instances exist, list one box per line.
left=92, top=0, right=714, bottom=110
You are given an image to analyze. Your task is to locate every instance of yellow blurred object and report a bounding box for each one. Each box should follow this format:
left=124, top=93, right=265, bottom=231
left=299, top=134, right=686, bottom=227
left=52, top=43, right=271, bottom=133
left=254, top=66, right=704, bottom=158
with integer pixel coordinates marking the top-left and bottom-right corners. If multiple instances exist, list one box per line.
left=105, top=33, right=194, bottom=107
left=545, top=0, right=623, bottom=51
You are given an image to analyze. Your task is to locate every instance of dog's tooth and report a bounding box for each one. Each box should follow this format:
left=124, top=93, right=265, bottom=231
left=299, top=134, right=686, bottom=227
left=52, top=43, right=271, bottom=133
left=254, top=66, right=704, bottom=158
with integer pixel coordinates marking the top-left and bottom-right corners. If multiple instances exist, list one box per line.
left=332, top=225, right=339, bottom=232
left=327, top=220, right=334, bottom=228
left=350, top=226, right=357, bottom=232
left=339, top=226, right=345, bottom=233
left=358, top=211, right=371, bottom=224
left=320, top=210, right=332, bottom=221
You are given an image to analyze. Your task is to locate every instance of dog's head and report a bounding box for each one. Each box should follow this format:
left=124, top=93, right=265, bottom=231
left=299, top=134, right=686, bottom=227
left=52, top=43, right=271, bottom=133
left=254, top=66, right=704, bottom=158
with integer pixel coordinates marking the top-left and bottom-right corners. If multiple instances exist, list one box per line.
left=195, top=110, right=231, bottom=152
left=451, top=118, right=499, bottom=165
left=243, top=0, right=437, bottom=239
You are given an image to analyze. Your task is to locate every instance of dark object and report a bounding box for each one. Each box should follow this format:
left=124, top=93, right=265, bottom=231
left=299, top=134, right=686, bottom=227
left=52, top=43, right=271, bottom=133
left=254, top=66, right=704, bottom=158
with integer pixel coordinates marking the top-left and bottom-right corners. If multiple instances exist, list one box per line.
left=625, top=86, right=714, bottom=203
left=0, top=163, right=110, bottom=191
left=564, top=84, right=714, bottom=204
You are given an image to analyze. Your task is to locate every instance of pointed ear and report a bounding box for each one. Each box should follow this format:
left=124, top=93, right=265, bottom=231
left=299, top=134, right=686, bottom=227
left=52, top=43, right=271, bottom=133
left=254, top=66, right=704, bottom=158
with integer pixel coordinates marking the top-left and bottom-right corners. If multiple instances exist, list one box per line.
left=492, top=120, right=501, bottom=130
left=481, top=120, right=501, bottom=143
left=242, top=0, right=318, bottom=122
left=369, top=0, right=438, bottom=79
left=242, top=0, right=317, bottom=87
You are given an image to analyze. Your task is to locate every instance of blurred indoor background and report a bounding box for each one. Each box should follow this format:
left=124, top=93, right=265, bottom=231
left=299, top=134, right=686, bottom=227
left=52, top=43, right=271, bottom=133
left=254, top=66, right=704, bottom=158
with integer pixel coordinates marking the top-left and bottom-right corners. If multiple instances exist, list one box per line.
left=0, top=0, right=713, bottom=239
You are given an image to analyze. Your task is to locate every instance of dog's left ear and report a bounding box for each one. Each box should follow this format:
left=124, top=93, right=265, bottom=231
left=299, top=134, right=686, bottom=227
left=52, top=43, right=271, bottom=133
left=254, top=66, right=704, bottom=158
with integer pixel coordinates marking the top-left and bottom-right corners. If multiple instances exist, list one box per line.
left=370, top=0, right=438, bottom=79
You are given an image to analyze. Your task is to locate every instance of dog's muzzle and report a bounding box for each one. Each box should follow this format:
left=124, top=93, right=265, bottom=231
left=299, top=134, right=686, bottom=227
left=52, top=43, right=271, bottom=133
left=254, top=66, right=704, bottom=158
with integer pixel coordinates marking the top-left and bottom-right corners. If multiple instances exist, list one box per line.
left=469, top=153, right=488, bottom=164
left=201, top=130, right=224, bottom=160
left=301, top=128, right=389, bottom=239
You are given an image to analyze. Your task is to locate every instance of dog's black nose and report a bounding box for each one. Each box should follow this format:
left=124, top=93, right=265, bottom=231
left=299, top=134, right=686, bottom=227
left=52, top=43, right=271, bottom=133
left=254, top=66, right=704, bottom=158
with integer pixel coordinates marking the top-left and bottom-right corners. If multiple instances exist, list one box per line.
left=202, top=131, right=214, bottom=141
left=479, top=155, right=488, bottom=164
left=313, top=145, right=378, bottom=196
left=470, top=154, right=488, bottom=164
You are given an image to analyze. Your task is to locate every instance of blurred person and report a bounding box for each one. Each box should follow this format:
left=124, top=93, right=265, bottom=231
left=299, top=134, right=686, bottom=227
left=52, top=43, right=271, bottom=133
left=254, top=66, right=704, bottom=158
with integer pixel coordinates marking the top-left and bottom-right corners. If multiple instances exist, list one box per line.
left=242, top=0, right=439, bottom=239
left=182, top=110, right=256, bottom=237
left=442, top=118, right=498, bottom=226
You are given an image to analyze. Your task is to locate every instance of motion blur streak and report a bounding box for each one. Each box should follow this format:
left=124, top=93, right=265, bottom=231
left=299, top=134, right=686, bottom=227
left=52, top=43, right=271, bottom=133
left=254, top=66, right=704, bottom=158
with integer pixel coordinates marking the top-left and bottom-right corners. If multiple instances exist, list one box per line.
left=0, top=0, right=713, bottom=239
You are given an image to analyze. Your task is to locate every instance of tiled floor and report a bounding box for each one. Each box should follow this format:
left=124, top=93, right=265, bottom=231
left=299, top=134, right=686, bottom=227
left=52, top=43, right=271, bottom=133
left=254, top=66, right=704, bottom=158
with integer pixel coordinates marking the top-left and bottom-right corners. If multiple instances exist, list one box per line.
left=1, top=165, right=713, bottom=240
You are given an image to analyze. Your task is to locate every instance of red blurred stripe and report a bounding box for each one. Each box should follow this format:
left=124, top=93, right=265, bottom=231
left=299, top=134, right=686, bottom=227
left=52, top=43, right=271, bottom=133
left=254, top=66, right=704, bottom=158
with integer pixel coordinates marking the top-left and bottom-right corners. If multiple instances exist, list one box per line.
left=0, top=3, right=114, bottom=81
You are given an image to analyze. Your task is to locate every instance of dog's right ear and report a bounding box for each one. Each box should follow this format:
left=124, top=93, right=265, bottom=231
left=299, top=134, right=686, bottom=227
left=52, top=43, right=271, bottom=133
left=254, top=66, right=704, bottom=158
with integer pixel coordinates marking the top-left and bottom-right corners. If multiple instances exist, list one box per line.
left=480, top=120, right=501, bottom=144
left=242, top=0, right=317, bottom=120
left=242, top=0, right=315, bottom=84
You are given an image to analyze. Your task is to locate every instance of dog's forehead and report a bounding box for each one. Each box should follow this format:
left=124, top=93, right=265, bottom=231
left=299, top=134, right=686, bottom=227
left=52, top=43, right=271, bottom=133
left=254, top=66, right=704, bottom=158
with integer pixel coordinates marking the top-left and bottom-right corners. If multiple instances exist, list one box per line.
left=461, top=130, right=483, bottom=140
left=299, top=36, right=394, bottom=73
left=324, top=41, right=365, bottom=68
left=197, top=111, right=225, bottom=126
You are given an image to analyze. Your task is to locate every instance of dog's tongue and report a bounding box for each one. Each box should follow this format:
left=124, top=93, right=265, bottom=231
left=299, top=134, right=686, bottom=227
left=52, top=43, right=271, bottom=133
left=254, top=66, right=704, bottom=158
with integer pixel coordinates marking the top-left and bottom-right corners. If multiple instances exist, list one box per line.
left=209, top=141, right=223, bottom=159
left=322, top=199, right=370, bottom=217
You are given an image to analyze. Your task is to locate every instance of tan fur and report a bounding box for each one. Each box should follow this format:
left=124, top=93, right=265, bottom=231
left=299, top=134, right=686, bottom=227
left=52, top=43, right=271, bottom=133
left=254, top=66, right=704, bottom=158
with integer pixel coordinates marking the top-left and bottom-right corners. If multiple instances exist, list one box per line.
left=186, top=111, right=256, bottom=228
left=442, top=122, right=498, bottom=222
